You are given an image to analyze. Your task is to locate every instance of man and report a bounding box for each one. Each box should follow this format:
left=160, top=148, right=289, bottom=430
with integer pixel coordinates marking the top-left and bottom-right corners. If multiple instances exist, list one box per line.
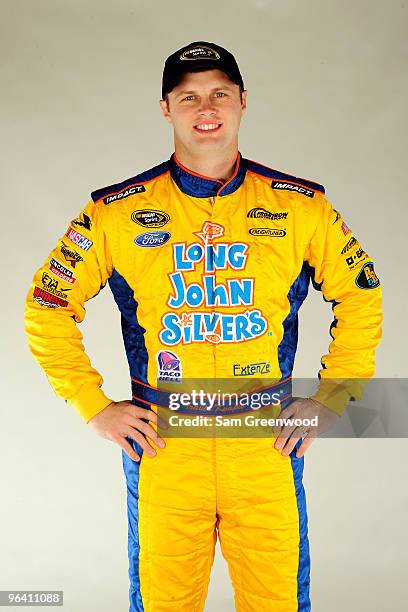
left=25, top=41, right=382, bottom=611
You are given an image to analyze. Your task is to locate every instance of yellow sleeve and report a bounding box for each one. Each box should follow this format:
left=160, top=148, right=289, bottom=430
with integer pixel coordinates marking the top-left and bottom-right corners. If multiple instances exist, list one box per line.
left=305, top=195, right=383, bottom=415
left=24, top=199, right=114, bottom=423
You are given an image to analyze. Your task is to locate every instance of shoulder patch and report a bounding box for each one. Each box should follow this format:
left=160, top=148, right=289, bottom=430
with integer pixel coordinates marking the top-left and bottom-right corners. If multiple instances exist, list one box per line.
left=246, top=159, right=325, bottom=195
left=91, top=160, right=170, bottom=204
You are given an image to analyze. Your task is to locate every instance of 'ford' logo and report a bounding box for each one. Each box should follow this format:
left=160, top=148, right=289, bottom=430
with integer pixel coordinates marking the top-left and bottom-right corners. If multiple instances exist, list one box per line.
left=134, top=231, right=171, bottom=248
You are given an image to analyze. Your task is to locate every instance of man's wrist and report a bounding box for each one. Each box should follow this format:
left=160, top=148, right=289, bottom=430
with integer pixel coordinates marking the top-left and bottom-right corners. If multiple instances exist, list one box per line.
left=68, top=384, right=114, bottom=423
left=310, top=379, right=351, bottom=416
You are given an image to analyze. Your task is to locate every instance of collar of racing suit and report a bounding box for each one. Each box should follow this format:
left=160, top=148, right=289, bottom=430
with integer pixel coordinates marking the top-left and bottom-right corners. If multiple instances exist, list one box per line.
left=168, top=151, right=247, bottom=198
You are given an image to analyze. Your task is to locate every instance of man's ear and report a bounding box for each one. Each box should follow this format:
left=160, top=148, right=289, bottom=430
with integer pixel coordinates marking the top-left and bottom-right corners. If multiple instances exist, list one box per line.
left=159, top=99, right=172, bottom=124
left=241, top=90, right=248, bottom=114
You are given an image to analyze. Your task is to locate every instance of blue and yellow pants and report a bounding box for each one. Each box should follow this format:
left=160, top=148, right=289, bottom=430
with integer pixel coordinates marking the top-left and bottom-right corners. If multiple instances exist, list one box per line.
left=122, top=433, right=310, bottom=611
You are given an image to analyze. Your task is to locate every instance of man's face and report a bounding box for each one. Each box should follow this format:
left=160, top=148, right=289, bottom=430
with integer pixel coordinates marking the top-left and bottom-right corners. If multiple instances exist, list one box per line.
left=160, top=69, right=247, bottom=154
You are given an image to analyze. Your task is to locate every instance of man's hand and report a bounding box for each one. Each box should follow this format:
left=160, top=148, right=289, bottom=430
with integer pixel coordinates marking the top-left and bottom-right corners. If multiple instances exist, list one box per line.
left=88, top=400, right=166, bottom=462
left=274, top=397, right=339, bottom=458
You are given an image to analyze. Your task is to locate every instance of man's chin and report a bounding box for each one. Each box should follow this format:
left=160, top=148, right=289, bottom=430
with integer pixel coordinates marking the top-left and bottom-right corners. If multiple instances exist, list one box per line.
left=189, top=138, right=225, bottom=150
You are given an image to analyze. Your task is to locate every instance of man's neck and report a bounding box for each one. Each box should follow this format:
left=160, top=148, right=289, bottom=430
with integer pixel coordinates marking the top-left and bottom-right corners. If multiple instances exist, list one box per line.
left=174, top=145, right=239, bottom=184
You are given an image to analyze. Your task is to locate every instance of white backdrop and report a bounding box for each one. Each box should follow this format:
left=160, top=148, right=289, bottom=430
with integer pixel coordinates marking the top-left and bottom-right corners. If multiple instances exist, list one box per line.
left=1, top=0, right=407, bottom=610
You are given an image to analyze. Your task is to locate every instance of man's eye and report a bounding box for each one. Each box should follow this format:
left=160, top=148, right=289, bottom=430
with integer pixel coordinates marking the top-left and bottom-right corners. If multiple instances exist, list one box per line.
left=215, top=92, right=226, bottom=97
left=183, top=95, right=195, bottom=101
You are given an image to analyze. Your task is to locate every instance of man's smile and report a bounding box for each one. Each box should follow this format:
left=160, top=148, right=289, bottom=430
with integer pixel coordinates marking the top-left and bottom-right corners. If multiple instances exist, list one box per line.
left=193, top=123, right=222, bottom=133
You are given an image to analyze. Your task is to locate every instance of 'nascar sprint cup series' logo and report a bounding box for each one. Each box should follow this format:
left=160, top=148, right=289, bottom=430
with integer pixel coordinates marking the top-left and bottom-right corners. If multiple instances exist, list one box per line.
left=159, top=222, right=268, bottom=346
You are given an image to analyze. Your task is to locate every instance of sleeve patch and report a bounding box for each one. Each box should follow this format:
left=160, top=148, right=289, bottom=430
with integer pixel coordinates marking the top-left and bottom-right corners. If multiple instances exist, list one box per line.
left=355, top=263, right=380, bottom=289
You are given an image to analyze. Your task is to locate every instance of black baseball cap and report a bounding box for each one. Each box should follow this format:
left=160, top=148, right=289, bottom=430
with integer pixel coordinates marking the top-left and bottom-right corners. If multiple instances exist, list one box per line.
left=161, top=41, right=244, bottom=99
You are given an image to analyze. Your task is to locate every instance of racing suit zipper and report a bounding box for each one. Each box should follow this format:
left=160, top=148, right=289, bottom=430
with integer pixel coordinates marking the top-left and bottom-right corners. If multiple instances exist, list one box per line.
left=208, top=195, right=216, bottom=378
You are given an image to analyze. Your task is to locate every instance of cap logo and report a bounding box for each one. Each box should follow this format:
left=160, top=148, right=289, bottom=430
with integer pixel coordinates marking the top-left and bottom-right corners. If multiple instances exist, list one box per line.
left=180, top=46, right=220, bottom=61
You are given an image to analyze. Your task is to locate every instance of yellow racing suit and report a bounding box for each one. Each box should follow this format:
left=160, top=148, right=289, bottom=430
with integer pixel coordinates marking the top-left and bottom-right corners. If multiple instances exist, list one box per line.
left=25, top=152, right=382, bottom=611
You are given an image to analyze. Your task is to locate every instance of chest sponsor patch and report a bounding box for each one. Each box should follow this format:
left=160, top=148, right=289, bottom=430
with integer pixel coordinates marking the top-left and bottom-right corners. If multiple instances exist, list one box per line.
left=49, top=258, right=77, bottom=284
left=33, top=286, right=68, bottom=308
left=233, top=362, right=271, bottom=376
left=60, top=241, right=83, bottom=267
left=157, top=350, right=182, bottom=383
left=159, top=222, right=268, bottom=346
left=131, top=209, right=170, bottom=228
left=355, top=263, right=380, bottom=289
left=134, top=231, right=171, bottom=247
left=247, top=208, right=288, bottom=220
left=103, top=184, right=146, bottom=205
left=249, top=227, right=286, bottom=237
left=272, top=180, right=314, bottom=198
left=65, top=227, right=93, bottom=251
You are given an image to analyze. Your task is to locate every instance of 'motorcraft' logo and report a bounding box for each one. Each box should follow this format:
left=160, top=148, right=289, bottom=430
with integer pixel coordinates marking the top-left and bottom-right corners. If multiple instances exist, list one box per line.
left=249, top=228, right=286, bottom=237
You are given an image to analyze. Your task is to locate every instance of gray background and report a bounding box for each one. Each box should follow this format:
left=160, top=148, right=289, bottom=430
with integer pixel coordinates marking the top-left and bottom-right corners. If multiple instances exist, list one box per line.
left=1, top=0, right=407, bottom=610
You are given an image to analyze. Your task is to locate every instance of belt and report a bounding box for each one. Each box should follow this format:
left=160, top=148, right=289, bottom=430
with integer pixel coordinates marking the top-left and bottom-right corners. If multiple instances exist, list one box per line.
left=131, top=376, right=293, bottom=415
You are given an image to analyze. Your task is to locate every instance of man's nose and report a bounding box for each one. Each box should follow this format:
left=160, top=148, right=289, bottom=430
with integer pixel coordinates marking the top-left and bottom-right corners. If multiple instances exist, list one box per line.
left=198, top=97, right=216, bottom=114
